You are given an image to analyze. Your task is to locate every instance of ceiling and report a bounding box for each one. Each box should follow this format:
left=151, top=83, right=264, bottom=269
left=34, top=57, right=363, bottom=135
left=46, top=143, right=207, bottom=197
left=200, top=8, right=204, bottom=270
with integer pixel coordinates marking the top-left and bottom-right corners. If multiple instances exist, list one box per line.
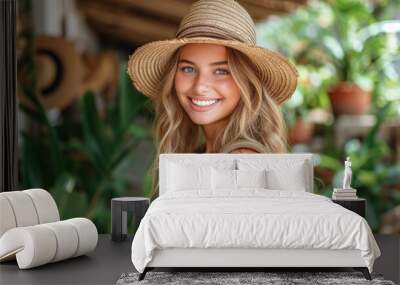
left=76, top=0, right=308, bottom=47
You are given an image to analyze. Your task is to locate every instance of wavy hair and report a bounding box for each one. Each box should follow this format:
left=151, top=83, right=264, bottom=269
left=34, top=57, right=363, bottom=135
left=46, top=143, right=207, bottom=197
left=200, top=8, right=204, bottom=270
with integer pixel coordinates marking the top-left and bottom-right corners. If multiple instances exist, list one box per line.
left=148, top=46, right=288, bottom=200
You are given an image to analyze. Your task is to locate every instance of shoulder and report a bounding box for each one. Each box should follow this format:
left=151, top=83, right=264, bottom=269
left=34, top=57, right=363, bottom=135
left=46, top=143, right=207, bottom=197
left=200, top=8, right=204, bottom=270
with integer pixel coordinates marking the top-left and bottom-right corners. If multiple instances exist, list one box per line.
left=221, top=139, right=266, bottom=154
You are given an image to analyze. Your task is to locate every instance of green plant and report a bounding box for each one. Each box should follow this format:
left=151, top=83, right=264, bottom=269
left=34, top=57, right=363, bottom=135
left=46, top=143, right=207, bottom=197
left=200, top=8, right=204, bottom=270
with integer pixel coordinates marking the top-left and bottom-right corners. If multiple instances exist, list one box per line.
left=19, top=62, right=154, bottom=233
left=257, top=0, right=400, bottom=229
left=282, top=64, right=331, bottom=127
left=304, top=1, right=399, bottom=91
left=315, top=102, right=400, bottom=232
left=257, top=0, right=400, bottom=113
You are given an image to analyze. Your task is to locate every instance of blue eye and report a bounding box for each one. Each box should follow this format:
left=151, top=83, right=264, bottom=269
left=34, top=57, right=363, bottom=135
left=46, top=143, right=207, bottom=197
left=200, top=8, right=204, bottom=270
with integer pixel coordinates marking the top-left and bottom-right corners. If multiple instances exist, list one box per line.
left=181, top=66, right=195, bottom=73
left=215, top=69, right=230, bottom=75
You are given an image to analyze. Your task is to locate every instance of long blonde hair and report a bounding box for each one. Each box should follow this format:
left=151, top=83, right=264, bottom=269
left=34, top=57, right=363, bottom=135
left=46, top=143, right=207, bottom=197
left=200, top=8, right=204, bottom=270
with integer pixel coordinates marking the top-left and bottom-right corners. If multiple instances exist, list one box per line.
left=148, top=46, right=288, bottom=200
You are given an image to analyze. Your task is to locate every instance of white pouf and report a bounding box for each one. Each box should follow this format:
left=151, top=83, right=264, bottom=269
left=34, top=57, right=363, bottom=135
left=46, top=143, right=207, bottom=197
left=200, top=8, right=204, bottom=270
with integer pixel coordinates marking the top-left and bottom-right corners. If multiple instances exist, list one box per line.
left=0, top=218, right=98, bottom=269
left=23, top=188, right=60, bottom=223
left=0, top=189, right=60, bottom=237
left=1, top=191, right=40, bottom=227
left=0, top=189, right=98, bottom=269
left=0, top=196, right=17, bottom=237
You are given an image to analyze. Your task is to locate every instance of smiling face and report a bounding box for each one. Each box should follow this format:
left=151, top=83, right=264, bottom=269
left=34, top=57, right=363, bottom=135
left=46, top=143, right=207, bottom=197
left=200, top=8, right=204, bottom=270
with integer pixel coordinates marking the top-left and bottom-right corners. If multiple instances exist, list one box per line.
left=174, top=43, right=241, bottom=127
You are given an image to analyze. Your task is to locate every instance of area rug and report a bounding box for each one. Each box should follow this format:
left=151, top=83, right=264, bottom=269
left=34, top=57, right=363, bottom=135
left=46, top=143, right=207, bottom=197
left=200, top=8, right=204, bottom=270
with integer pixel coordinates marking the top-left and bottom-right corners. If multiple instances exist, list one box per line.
left=116, top=271, right=395, bottom=285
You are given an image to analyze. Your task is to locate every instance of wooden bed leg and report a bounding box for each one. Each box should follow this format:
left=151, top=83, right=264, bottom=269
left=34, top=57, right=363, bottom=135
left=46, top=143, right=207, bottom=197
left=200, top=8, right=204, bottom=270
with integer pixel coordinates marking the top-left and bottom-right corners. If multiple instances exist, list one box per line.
left=138, top=268, right=148, bottom=281
left=354, top=267, right=372, bottom=280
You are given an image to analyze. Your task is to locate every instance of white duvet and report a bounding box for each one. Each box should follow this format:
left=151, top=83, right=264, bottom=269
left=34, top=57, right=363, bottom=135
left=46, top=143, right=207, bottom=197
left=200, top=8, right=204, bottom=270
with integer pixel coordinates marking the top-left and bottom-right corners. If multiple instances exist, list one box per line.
left=131, top=189, right=381, bottom=273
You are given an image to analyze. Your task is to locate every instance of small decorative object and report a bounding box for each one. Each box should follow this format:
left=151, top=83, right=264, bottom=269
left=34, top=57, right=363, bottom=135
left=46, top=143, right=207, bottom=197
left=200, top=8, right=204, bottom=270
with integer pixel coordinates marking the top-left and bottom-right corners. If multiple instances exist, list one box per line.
left=343, top=157, right=353, bottom=190
left=332, top=157, right=358, bottom=200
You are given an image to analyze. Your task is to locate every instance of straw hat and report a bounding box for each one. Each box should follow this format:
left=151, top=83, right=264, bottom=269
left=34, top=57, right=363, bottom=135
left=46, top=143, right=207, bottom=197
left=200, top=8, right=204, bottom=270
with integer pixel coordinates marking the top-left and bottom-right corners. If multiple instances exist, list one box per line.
left=24, top=36, right=83, bottom=110
left=18, top=36, right=119, bottom=111
left=127, top=0, right=299, bottom=105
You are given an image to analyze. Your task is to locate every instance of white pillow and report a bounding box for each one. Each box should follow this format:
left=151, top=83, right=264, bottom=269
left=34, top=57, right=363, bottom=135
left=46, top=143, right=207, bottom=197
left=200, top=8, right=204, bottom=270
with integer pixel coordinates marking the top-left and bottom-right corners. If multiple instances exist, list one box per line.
left=211, top=168, right=268, bottom=190
left=167, top=162, right=212, bottom=191
left=266, top=168, right=306, bottom=191
left=237, top=159, right=308, bottom=191
left=212, top=168, right=236, bottom=190
left=236, top=169, right=268, bottom=188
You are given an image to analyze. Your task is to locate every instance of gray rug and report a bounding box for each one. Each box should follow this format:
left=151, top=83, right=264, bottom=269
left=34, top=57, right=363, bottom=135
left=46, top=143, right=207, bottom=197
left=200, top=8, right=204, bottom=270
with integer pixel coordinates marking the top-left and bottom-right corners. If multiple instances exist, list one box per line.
left=116, top=271, right=395, bottom=285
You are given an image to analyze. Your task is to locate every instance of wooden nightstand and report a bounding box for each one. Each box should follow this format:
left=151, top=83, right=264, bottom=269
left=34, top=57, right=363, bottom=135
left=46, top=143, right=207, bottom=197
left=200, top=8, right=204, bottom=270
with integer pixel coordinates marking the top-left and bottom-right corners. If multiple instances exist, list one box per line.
left=332, top=198, right=366, bottom=218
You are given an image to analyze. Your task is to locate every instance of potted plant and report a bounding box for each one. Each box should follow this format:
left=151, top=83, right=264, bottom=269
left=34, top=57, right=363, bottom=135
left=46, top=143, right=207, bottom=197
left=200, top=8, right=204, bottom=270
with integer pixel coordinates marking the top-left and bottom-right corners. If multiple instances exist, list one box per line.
left=283, top=65, right=331, bottom=145
left=296, top=0, right=400, bottom=115
left=258, top=0, right=400, bottom=116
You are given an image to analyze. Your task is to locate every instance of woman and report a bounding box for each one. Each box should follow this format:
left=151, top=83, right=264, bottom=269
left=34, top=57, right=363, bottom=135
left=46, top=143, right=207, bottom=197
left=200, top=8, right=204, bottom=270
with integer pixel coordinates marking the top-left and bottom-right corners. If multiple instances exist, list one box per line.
left=128, top=0, right=299, bottom=198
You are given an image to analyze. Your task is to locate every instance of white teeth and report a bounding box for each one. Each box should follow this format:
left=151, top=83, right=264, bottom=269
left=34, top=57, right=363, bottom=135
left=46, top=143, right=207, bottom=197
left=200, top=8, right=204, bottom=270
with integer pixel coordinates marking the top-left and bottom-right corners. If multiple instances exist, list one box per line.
left=191, top=99, right=219, bottom=106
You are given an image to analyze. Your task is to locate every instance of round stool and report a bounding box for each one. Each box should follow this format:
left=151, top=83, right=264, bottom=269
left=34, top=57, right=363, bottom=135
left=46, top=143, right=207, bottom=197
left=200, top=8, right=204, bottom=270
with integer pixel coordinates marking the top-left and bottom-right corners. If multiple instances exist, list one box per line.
left=111, top=197, right=149, bottom=242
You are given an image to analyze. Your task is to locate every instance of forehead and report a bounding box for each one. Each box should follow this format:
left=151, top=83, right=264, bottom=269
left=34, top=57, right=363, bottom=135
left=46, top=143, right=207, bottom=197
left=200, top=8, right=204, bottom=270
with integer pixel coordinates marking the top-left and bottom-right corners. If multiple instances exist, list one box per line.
left=178, top=43, right=227, bottom=61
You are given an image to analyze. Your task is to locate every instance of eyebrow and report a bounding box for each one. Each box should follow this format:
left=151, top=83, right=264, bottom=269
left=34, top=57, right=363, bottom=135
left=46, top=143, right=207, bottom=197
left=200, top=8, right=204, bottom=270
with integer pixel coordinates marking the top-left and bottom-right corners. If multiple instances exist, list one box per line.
left=178, top=59, right=228, bottom=66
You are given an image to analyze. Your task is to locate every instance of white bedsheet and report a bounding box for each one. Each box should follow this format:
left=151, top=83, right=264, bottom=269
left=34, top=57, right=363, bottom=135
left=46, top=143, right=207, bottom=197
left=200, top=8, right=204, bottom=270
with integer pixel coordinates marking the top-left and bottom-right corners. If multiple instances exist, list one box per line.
left=131, top=189, right=381, bottom=273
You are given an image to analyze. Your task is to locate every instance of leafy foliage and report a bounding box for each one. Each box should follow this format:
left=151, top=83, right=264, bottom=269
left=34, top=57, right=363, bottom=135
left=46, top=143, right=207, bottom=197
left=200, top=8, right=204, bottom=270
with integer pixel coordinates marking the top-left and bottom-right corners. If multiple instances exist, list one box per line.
left=314, top=102, right=400, bottom=232
left=258, top=0, right=400, bottom=114
left=19, top=63, right=154, bottom=233
left=258, top=0, right=400, bottom=232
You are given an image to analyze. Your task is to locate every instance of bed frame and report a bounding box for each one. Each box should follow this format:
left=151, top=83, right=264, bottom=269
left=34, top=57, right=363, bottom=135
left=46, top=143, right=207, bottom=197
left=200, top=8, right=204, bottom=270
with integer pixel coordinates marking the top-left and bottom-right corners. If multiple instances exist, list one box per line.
left=140, top=248, right=371, bottom=280
left=138, top=154, right=372, bottom=281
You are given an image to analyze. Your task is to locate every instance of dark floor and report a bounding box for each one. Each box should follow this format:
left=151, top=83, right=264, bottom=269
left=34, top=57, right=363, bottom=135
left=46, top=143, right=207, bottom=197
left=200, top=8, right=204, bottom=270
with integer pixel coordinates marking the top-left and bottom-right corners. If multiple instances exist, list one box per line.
left=0, top=234, right=398, bottom=285
left=0, top=235, right=134, bottom=285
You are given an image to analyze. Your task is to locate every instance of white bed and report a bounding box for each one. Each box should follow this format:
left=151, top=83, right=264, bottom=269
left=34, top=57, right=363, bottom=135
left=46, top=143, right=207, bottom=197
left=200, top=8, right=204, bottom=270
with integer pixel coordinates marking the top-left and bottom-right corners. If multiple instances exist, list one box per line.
left=131, top=153, right=381, bottom=281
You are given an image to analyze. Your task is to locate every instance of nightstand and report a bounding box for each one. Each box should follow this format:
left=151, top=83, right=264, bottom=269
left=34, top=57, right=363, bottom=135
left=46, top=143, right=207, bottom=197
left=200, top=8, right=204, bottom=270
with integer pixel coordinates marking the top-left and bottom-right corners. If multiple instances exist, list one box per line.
left=332, top=198, right=366, bottom=218
left=111, top=197, right=150, bottom=242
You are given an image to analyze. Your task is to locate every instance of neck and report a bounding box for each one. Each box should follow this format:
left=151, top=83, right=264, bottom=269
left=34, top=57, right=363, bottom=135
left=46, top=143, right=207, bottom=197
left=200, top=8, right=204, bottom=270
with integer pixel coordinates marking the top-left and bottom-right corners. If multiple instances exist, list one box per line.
left=202, top=118, right=228, bottom=153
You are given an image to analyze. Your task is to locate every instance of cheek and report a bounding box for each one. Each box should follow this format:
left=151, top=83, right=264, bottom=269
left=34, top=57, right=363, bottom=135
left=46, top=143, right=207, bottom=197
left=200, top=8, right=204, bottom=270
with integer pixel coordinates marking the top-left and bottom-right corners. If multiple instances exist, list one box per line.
left=174, top=73, right=192, bottom=95
left=218, top=79, right=241, bottom=104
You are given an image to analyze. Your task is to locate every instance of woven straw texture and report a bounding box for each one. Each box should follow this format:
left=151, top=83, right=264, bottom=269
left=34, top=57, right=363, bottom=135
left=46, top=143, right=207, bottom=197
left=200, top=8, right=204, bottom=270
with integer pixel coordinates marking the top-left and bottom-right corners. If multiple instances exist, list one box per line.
left=127, top=0, right=299, bottom=105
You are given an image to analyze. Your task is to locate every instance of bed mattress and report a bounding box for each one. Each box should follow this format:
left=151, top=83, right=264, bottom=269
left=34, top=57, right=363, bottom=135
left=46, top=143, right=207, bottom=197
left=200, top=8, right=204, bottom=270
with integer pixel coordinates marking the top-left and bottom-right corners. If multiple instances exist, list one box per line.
left=131, top=189, right=380, bottom=273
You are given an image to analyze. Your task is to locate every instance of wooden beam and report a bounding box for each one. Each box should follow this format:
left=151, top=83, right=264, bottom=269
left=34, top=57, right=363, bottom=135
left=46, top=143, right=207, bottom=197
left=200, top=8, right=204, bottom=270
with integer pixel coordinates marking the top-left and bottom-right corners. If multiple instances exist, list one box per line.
left=76, top=0, right=310, bottom=45
left=241, top=0, right=306, bottom=13
left=238, top=2, right=279, bottom=21
left=77, top=1, right=178, bottom=44
left=99, top=0, right=191, bottom=24
left=86, top=17, right=154, bottom=46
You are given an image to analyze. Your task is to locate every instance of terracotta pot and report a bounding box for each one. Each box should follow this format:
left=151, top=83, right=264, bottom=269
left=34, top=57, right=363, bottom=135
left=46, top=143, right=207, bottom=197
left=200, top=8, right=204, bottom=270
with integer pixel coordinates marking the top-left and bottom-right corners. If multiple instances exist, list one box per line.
left=328, top=82, right=371, bottom=115
left=288, top=118, right=315, bottom=145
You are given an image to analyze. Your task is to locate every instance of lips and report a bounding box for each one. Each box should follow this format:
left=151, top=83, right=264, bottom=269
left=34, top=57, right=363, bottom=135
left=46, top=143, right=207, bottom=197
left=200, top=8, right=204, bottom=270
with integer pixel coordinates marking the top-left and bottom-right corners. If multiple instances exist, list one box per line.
left=190, top=96, right=222, bottom=101
left=188, top=97, right=221, bottom=112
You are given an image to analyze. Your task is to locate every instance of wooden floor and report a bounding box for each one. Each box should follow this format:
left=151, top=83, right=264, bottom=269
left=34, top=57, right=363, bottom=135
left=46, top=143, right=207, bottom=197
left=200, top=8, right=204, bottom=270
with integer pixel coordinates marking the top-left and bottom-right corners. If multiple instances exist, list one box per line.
left=0, top=234, right=398, bottom=284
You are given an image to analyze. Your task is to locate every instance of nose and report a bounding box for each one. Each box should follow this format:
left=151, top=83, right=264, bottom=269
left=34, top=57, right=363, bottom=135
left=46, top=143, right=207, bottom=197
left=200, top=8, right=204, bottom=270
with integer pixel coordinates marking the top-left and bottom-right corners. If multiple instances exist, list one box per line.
left=193, top=72, right=211, bottom=96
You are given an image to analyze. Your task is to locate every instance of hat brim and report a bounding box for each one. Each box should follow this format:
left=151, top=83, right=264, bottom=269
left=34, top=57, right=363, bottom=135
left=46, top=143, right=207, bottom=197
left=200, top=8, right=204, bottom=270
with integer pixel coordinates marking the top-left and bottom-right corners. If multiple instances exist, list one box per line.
left=18, top=36, right=83, bottom=111
left=127, top=37, right=298, bottom=105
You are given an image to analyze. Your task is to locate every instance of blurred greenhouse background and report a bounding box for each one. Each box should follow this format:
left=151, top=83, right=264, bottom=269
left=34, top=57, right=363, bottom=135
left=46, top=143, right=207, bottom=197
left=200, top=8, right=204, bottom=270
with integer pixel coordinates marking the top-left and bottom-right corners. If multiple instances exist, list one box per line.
left=16, top=0, right=400, bottom=234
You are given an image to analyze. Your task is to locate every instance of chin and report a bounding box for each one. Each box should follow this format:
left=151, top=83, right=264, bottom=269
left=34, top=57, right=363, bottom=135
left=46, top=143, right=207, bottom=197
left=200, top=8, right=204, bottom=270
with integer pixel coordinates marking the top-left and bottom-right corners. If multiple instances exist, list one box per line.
left=188, top=116, right=216, bottom=126
left=185, top=107, right=230, bottom=126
